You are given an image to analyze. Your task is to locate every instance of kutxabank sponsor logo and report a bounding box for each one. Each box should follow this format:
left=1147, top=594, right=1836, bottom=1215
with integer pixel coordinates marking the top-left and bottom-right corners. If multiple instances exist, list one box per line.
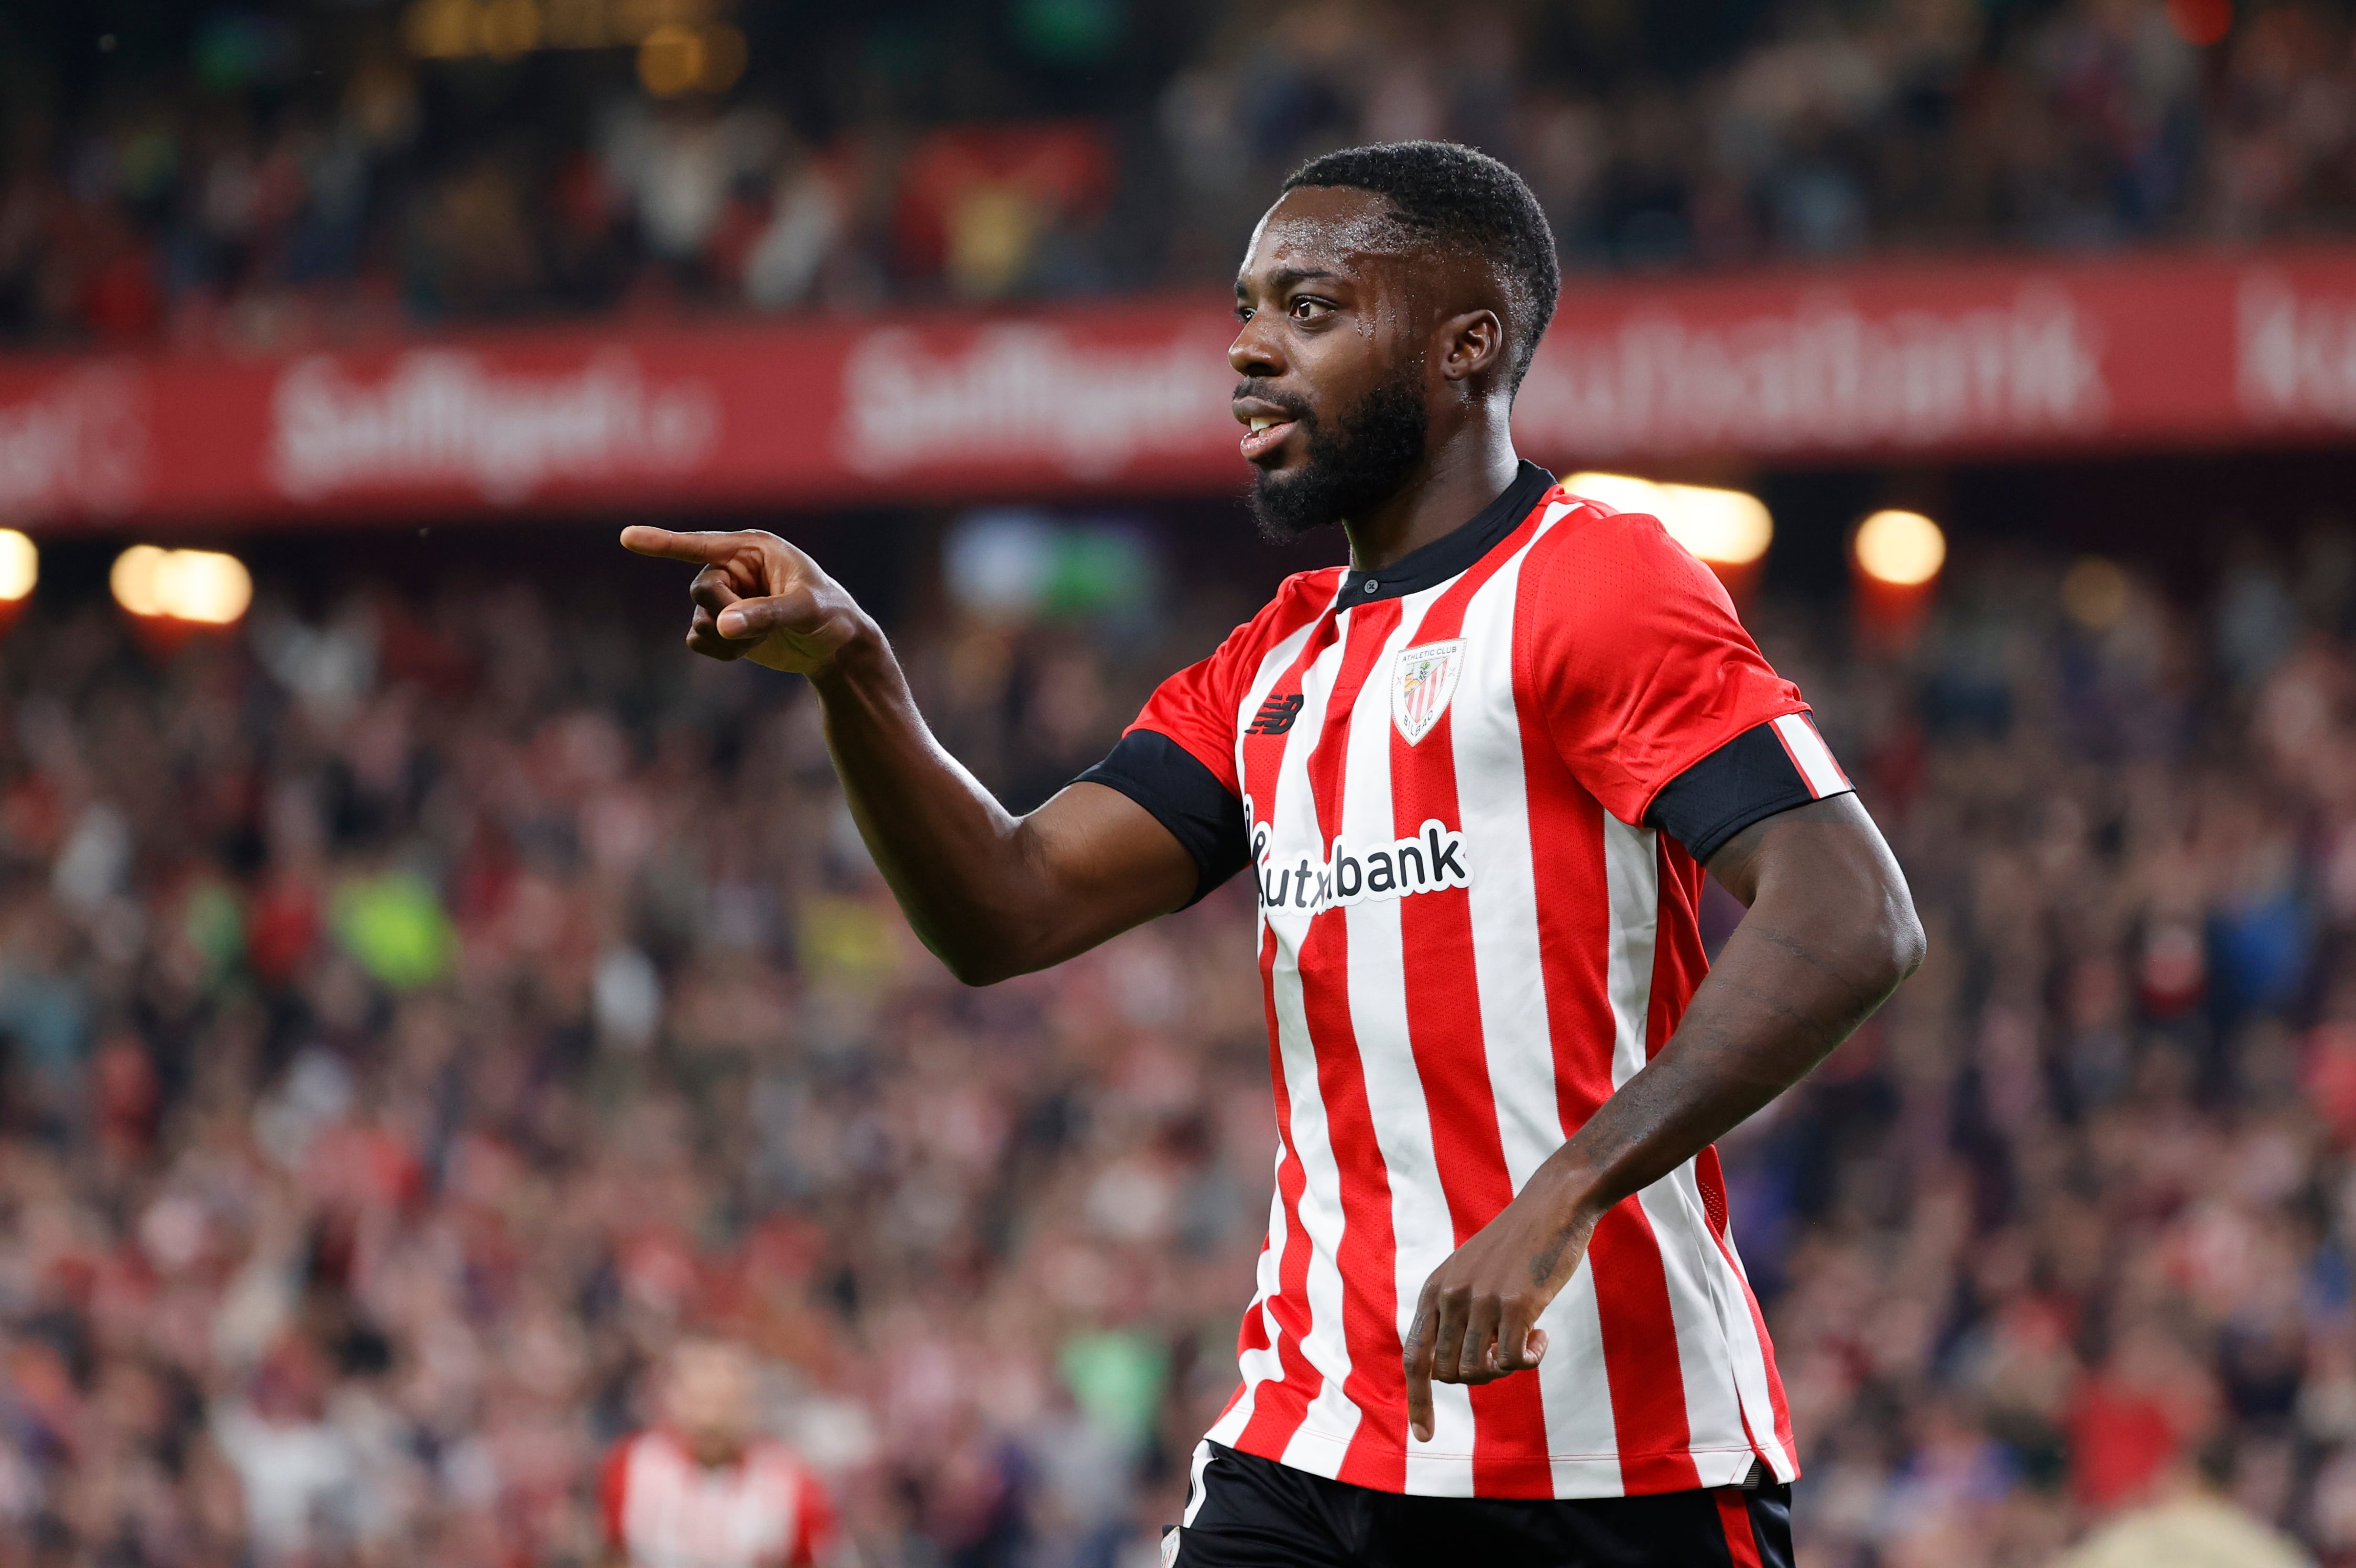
left=839, top=323, right=1230, bottom=481
left=270, top=349, right=720, bottom=505
left=1514, top=284, right=2109, bottom=458
left=1247, top=813, right=1471, bottom=916
left=0, top=365, right=147, bottom=519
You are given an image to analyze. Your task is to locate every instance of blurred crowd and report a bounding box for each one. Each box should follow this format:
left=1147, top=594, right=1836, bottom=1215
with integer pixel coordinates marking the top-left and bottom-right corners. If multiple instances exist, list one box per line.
left=2, top=510, right=2356, bottom=1568
left=5, top=0, right=2356, bottom=351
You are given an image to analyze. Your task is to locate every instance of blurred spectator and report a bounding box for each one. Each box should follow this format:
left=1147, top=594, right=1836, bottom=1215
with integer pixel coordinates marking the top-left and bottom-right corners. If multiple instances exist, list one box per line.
left=600, top=1336, right=844, bottom=1568
left=2053, top=1435, right=2313, bottom=1567
left=2, top=513, right=2356, bottom=1566
left=5, top=0, right=2354, bottom=350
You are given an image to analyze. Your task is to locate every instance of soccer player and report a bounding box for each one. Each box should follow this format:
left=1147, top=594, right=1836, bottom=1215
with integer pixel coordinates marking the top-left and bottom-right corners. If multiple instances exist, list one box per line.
left=624, top=141, right=1923, bottom=1567
left=599, top=1337, right=844, bottom=1568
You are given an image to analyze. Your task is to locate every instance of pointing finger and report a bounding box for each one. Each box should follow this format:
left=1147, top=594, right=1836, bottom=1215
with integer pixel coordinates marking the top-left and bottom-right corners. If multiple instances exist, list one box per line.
left=620, top=526, right=751, bottom=564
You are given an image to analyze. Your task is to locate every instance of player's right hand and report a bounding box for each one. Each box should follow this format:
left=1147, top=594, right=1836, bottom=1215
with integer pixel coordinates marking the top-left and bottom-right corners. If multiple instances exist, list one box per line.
left=620, top=527, right=871, bottom=677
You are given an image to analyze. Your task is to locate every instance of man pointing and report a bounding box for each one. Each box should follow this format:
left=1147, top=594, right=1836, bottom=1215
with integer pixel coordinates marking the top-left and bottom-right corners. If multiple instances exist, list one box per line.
left=627, top=141, right=1922, bottom=1568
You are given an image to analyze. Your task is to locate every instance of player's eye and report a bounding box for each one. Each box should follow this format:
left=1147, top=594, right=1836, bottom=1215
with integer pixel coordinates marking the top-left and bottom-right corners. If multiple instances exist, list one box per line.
left=1235, top=304, right=1255, bottom=322
left=1290, top=297, right=1332, bottom=321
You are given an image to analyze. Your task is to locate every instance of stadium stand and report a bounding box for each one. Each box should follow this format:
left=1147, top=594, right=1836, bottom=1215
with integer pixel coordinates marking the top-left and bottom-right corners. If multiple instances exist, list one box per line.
left=1, top=0, right=2351, bottom=349
left=0, top=535, right=2349, bottom=1565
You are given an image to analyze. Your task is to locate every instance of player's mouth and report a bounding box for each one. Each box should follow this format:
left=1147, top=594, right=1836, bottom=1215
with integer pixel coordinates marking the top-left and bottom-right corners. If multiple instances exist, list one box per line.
left=1234, top=398, right=1305, bottom=462
left=1240, top=416, right=1296, bottom=461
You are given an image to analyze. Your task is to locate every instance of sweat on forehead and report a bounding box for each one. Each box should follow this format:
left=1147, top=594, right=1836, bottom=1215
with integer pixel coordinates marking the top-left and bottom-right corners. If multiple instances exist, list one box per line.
left=1255, top=185, right=1419, bottom=258
left=1247, top=188, right=1509, bottom=298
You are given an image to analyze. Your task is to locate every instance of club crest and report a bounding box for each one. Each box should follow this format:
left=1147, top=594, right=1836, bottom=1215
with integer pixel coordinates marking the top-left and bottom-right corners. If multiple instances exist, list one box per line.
left=1392, top=638, right=1465, bottom=745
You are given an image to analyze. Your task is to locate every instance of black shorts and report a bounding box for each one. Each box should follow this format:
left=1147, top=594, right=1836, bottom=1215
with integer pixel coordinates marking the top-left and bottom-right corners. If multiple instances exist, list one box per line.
left=1165, top=1442, right=1794, bottom=1568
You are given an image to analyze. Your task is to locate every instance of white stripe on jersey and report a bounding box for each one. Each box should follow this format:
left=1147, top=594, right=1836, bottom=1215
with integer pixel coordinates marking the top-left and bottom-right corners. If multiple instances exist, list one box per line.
left=1703, top=1227, right=1800, bottom=1480
left=1444, top=506, right=1626, bottom=1487
left=1335, top=584, right=1479, bottom=1493
left=1207, top=589, right=1339, bottom=1457
left=1600, top=815, right=1659, bottom=1092
left=1773, top=712, right=1848, bottom=797
left=1638, top=1167, right=1757, bottom=1488
left=1265, top=610, right=1365, bottom=1478
left=1669, top=1162, right=1798, bottom=1480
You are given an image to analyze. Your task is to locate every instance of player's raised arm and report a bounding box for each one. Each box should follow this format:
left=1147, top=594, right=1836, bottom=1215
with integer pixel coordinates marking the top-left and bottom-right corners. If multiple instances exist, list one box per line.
left=621, top=525, right=1199, bottom=985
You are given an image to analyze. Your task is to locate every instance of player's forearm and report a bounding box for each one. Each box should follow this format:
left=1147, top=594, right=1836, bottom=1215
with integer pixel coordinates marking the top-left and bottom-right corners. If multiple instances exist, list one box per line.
left=809, top=627, right=1070, bottom=983
left=1527, top=803, right=1924, bottom=1238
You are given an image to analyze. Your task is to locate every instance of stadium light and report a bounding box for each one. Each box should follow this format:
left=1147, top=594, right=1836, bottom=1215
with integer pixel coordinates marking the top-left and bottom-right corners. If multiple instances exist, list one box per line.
left=0, top=529, right=36, bottom=636
left=0, top=530, right=35, bottom=602
left=110, top=546, right=254, bottom=627
left=1853, top=510, right=1946, bottom=586
left=1849, top=509, right=1946, bottom=651
left=1565, top=473, right=1773, bottom=597
left=637, top=21, right=746, bottom=95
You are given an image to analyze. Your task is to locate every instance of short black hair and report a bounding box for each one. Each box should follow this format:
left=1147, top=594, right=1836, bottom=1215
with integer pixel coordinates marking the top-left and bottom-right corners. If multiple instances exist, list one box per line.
left=1282, top=141, right=1561, bottom=393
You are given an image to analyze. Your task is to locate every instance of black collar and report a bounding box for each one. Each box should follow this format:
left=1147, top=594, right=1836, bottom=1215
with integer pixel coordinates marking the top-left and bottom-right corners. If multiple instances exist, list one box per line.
left=1336, top=461, right=1558, bottom=605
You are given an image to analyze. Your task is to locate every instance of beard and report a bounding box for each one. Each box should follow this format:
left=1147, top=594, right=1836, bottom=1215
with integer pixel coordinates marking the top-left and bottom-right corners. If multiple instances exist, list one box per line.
left=1245, top=366, right=1430, bottom=544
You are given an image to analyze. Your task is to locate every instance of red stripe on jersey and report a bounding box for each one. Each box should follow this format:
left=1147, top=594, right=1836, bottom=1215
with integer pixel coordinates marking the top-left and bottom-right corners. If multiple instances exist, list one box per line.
left=1295, top=601, right=1413, bottom=1489
left=1387, top=533, right=1554, bottom=1495
left=1716, top=1487, right=1766, bottom=1568
left=1234, top=607, right=1348, bottom=1458
left=1512, top=519, right=1702, bottom=1494
left=1586, top=1201, right=1704, bottom=1493
left=1647, top=837, right=1710, bottom=1066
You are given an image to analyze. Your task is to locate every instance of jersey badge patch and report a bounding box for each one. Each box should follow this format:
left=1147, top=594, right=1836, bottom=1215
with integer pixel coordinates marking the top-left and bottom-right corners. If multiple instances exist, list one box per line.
left=1392, top=639, right=1465, bottom=745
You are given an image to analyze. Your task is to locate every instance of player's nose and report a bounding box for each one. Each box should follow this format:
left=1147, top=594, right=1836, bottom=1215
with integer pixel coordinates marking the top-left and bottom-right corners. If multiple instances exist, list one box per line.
left=1229, top=318, right=1284, bottom=380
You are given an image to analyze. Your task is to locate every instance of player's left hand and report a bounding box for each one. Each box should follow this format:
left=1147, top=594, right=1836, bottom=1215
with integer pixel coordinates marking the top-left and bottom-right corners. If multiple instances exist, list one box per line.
left=1402, top=1190, right=1597, bottom=1443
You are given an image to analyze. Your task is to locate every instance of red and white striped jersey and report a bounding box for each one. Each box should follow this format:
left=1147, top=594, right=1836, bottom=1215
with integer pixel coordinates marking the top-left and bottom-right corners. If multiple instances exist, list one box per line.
left=1083, top=463, right=1852, bottom=1500
left=599, top=1429, right=838, bottom=1568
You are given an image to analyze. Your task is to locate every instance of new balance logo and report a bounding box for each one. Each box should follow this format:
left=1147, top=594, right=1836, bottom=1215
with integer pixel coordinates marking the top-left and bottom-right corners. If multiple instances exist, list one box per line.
left=1247, top=693, right=1304, bottom=735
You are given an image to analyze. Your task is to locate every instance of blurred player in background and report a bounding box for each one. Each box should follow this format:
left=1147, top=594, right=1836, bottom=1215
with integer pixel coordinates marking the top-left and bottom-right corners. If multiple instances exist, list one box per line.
left=626, top=141, right=1924, bottom=1567
left=601, top=1337, right=845, bottom=1568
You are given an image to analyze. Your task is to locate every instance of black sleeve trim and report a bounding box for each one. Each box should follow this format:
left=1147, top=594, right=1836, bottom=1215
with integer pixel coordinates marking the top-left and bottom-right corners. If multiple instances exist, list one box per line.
left=1075, top=730, right=1249, bottom=907
left=1646, top=718, right=1853, bottom=864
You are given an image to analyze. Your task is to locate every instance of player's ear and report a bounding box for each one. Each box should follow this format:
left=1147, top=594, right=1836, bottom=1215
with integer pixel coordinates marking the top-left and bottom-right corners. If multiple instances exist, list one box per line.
left=1436, top=309, right=1506, bottom=386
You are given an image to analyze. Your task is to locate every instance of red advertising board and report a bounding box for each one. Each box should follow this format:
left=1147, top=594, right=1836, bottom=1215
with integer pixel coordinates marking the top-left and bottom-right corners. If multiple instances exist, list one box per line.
left=4, top=248, right=2356, bottom=529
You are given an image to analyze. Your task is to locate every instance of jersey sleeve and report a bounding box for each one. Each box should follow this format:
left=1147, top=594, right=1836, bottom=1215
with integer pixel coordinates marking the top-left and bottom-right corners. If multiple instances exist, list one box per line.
left=1646, top=711, right=1854, bottom=862
left=1074, top=606, right=1275, bottom=905
left=1522, top=508, right=1814, bottom=827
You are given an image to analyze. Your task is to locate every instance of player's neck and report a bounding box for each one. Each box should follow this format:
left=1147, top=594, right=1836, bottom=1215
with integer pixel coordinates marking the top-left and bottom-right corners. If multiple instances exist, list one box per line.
left=1341, top=423, right=1523, bottom=574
